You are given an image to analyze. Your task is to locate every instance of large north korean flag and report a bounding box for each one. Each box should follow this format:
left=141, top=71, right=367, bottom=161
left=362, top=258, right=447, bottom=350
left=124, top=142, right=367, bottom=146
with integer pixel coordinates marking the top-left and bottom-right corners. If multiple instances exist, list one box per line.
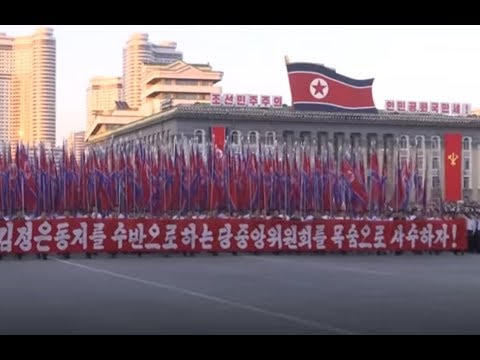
left=287, top=62, right=377, bottom=113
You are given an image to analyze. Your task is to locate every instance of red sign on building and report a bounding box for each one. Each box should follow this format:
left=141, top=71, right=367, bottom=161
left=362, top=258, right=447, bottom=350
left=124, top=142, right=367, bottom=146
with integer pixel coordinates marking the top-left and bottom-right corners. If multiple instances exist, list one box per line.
left=211, top=94, right=283, bottom=108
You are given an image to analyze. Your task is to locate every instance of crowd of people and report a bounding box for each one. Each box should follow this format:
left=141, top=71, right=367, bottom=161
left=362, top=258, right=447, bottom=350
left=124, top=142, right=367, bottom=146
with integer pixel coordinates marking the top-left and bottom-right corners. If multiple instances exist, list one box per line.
left=0, top=139, right=476, bottom=255
left=1, top=201, right=475, bottom=255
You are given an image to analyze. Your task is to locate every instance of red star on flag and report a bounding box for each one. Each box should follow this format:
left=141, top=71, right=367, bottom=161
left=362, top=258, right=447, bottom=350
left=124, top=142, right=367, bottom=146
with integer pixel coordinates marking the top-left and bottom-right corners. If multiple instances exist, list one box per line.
left=312, top=80, right=327, bottom=96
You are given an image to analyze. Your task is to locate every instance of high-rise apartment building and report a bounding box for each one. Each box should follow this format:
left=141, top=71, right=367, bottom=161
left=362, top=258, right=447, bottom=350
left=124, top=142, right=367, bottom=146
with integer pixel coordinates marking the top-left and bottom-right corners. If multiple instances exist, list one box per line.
left=123, top=33, right=182, bottom=109
left=0, top=33, right=13, bottom=145
left=86, top=33, right=223, bottom=144
left=86, top=76, right=123, bottom=132
left=0, top=28, right=56, bottom=147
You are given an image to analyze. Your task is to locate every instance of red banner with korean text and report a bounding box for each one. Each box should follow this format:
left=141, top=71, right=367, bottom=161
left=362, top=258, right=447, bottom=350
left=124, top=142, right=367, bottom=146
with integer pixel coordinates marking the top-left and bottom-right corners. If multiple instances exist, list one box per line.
left=444, top=133, right=463, bottom=202
left=0, top=218, right=466, bottom=255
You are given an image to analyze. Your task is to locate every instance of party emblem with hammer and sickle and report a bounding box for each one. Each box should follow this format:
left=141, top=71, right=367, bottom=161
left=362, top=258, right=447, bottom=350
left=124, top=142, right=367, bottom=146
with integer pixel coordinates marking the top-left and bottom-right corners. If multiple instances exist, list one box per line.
left=448, top=152, right=459, bottom=166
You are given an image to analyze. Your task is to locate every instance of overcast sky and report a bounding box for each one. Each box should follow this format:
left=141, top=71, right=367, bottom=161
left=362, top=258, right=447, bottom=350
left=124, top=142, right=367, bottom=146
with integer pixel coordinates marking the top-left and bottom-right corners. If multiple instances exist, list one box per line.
left=3, top=25, right=480, bottom=144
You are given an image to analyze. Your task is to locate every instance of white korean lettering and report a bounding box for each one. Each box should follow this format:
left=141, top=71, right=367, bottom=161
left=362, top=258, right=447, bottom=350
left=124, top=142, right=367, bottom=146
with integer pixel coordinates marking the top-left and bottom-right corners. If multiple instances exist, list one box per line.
left=128, top=223, right=146, bottom=250
left=181, top=223, right=198, bottom=249
left=373, top=225, right=386, bottom=249
left=199, top=223, right=213, bottom=250
left=71, top=222, right=88, bottom=250
left=235, top=224, right=249, bottom=250
left=346, top=223, right=359, bottom=249
left=15, top=221, right=33, bottom=252
left=331, top=224, right=345, bottom=249
left=218, top=223, right=233, bottom=250
left=162, top=224, right=178, bottom=250
left=148, top=223, right=161, bottom=239
left=0, top=222, right=14, bottom=253
left=112, top=222, right=127, bottom=250
left=54, top=222, right=70, bottom=251
left=358, top=224, right=372, bottom=249
left=406, top=223, right=419, bottom=249
left=298, top=225, right=312, bottom=250
left=314, top=224, right=327, bottom=250
left=251, top=224, right=266, bottom=250
left=145, top=223, right=162, bottom=250
left=266, top=224, right=282, bottom=250
left=89, top=223, right=106, bottom=251
left=434, top=223, right=449, bottom=248
left=283, top=225, right=298, bottom=250
left=391, top=224, right=405, bottom=248
left=420, top=223, right=434, bottom=248
left=34, top=221, right=53, bottom=252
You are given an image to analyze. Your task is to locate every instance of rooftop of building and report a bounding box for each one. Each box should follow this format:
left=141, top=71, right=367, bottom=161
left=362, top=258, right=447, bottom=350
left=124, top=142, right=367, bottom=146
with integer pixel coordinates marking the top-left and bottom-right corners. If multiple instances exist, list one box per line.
left=86, top=104, right=480, bottom=145
left=89, top=76, right=123, bottom=81
left=143, top=60, right=211, bottom=69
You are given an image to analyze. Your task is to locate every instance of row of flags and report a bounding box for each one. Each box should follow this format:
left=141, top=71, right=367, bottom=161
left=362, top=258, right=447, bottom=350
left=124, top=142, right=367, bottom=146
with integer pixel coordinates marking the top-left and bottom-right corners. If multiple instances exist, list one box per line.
left=0, top=136, right=433, bottom=217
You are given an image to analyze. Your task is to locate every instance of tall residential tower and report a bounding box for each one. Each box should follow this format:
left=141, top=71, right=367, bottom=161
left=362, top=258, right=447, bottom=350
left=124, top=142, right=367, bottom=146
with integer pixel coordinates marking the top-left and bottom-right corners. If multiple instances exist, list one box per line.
left=0, top=33, right=13, bottom=145
left=0, top=28, right=56, bottom=147
left=123, top=33, right=182, bottom=109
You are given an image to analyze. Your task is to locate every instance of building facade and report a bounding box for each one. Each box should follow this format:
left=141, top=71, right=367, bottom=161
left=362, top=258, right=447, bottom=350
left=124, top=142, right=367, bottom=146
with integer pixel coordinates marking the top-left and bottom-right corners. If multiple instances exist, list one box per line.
left=67, top=130, right=86, bottom=163
left=13, top=28, right=56, bottom=147
left=123, top=33, right=183, bottom=109
left=87, top=105, right=480, bottom=203
left=141, top=60, right=223, bottom=109
left=86, top=61, right=223, bottom=142
left=0, top=33, right=12, bottom=145
left=0, top=28, right=56, bottom=147
left=86, top=76, right=123, bottom=132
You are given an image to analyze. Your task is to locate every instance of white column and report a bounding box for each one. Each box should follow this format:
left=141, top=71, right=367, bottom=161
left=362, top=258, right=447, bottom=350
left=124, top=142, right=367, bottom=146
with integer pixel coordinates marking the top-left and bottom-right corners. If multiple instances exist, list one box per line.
left=473, top=143, right=480, bottom=201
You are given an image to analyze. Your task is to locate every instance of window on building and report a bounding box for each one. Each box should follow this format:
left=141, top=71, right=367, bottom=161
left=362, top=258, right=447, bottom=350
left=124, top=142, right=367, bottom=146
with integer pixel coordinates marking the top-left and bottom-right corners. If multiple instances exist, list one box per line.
left=284, top=131, right=294, bottom=150
left=300, top=131, right=311, bottom=146
left=432, top=157, right=439, bottom=170
left=161, top=92, right=173, bottom=99
left=415, top=135, right=424, bottom=148
left=432, top=176, right=440, bottom=189
left=175, top=93, right=201, bottom=100
left=399, top=135, right=409, bottom=149
left=417, top=156, right=424, bottom=169
left=194, top=129, right=205, bottom=145
left=176, top=79, right=198, bottom=86
left=431, top=136, right=440, bottom=150
left=265, top=131, right=275, bottom=146
left=230, top=130, right=241, bottom=145
left=463, top=136, right=472, bottom=190
left=248, top=131, right=258, bottom=145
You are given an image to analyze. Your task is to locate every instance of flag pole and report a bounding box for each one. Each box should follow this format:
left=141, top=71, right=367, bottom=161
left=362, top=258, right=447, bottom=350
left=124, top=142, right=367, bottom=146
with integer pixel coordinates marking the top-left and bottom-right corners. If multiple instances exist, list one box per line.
left=149, top=142, right=153, bottom=216
left=313, top=140, right=318, bottom=216
left=209, top=135, right=215, bottom=213
left=248, top=141, right=253, bottom=216
left=64, top=143, right=67, bottom=213
left=21, top=173, right=24, bottom=217
left=367, top=140, right=374, bottom=217
left=283, top=142, right=288, bottom=217
left=178, top=138, right=183, bottom=217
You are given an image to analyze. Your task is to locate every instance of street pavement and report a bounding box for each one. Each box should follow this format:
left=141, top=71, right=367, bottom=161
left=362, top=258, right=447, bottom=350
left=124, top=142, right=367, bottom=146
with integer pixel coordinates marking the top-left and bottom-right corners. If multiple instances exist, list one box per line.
left=0, top=252, right=479, bottom=334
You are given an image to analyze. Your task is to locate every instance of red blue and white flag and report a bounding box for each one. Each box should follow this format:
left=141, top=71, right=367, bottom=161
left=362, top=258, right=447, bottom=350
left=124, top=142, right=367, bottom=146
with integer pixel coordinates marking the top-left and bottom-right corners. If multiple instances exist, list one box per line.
left=286, top=62, right=377, bottom=113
